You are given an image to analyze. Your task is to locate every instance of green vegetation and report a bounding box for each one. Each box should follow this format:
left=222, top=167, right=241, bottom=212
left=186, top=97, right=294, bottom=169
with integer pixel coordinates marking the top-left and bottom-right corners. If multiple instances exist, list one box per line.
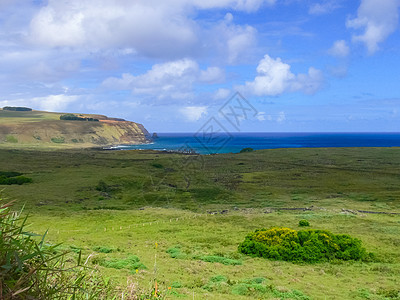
left=0, top=171, right=32, bottom=185
left=0, top=147, right=399, bottom=299
left=167, top=247, right=242, bottom=265
left=51, top=137, right=65, bottom=143
left=238, top=227, right=371, bottom=263
left=94, top=255, right=147, bottom=273
left=0, top=200, right=116, bottom=299
left=203, top=275, right=310, bottom=299
left=0, top=175, right=32, bottom=185
left=239, top=147, right=254, bottom=153
left=93, top=246, right=115, bottom=253
left=5, top=135, right=18, bottom=143
left=60, top=114, right=99, bottom=122
left=299, top=219, right=310, bottom=227
left=3, top=106, right=32, bottom=111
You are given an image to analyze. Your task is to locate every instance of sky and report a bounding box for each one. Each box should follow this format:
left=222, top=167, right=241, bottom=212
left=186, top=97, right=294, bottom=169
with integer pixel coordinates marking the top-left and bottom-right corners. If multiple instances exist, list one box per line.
left=0, top=0, right=400, bottom=133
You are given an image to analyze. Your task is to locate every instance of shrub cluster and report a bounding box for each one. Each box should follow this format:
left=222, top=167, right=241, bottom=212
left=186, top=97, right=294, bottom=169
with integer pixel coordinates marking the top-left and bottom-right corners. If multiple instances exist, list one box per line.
left=51, top=137, right=65, bottom=143
left=0, top=175, right=32, bottom=185
left=203, top=275, right=310, bottom=299
left=60, top=113, right=99, bottom=121
left=3, top=106, right=32, bottom=111
left=239, top=147, right=254, bottom=153
left=299, top=219, right=310, bottom=227
left=94, top=255, right=147, bottom=273
left=238, top=227, right=371, bottom=263
left=0, top=171, right=32, bottom=185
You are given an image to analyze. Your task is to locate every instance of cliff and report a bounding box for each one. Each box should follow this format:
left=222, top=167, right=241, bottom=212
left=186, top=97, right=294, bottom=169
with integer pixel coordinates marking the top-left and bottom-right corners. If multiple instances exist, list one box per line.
left=0, top=108, right=150, bottom=148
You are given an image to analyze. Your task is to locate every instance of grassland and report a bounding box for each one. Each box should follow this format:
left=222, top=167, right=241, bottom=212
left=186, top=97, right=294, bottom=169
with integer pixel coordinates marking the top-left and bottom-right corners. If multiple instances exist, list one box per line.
left=1, top=147, right=400, bottom=299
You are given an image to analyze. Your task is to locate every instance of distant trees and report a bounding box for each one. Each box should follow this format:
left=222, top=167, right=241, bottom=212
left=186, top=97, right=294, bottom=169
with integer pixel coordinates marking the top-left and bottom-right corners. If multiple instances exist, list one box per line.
left=60, top=114, right=99, bottom=122
left=239, top=147, right=254, bottom=153
left=3, top=106, right=32, bottom=111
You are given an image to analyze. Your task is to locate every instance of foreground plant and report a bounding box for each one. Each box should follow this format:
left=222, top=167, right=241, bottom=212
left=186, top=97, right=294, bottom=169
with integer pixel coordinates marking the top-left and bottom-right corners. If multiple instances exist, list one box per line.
left=0, top=199, right=120, bottom=299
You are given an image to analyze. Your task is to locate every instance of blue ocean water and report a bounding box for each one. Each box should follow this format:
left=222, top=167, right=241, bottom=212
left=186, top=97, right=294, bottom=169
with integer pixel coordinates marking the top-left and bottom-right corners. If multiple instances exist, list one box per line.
left=112, top=132, right=400, bottom=154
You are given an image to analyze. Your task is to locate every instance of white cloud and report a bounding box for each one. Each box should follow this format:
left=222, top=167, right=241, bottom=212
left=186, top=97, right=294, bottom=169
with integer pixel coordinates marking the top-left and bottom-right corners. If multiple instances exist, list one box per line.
left=256, top=111, right=285, bottom=122
left=28, top=0, right=272, bottom=59
left=328, top=40, right=350, bottom=57
left=103, top=59, right=198, bottom=96
left=256, top=112, right=266, bottom=121
left=213, top=15, right=257, bottom=64
left=103, top=59, right=225, bottom=103
left=190, top=0, right=276, bottom=12
left=0, top=94, right=80, bottom=112
left=309, top=1, right=341, bottom=15
left=36, top=94, right=80, bottom=112
left=241, top=54, right=324, bottom=96
left=179, top=106, right=208, bottom=121
left=227, top=25, right=257, bottom=63
left=277, top=111, right=286, bottom=122
left=199, top=67, right=225, bottom=83
left=213, top=88, right=231, bottom=100
left=346, top=0, right=400, bottom=54
left=29, top=1, right=198, bottom=58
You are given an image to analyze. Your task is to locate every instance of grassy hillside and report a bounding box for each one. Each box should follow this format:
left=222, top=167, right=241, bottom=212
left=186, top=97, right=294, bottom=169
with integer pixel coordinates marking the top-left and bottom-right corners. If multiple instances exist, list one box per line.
left=0, top=108, right=149, bottom=148
left=1, top=147, right=399, bottom=299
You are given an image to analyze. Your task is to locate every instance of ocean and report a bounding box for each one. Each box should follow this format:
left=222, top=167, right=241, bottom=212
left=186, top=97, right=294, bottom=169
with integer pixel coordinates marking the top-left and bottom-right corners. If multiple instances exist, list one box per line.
left=110, top=132, right=400, bottom=154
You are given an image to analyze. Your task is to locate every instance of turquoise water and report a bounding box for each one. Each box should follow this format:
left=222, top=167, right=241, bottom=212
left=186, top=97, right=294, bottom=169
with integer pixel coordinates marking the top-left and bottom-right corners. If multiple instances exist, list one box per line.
left=110, top=132, right=400, bottom=154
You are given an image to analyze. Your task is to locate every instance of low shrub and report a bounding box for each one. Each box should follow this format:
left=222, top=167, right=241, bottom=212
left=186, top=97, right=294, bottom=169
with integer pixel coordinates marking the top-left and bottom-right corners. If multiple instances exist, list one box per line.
left=171, top=281, right=182, bottom=288
left=167, top=247, right=242, bottom=265
left=95, top=255, right=147, bottom=273
left=93, top=246, right=114, bottom=253
left=238, top=227, right=372, bottom=263
left=96, top=180, right=112, bottom=193
left=5, top=135, right=18, bottom=143
left=299, top=219, right=310, bottom=227
left=151, top=163, right=164, bottom=169
left=0, top=171, right=22, bottom=177
left=0, top=175, right=32, bottom=185
left=202, top=275, right=310, bottom=299
left=199, top=255, right=242, bottom=266
left=166, top=247, right=186, bottom=259
left=51, top=137, right=65, bottom=143
left=239, top=147, right=254, bottom=153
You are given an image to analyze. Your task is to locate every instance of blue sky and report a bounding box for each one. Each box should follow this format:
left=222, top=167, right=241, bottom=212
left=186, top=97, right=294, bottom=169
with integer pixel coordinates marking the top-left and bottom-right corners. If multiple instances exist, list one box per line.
left=0, top=0, right=399, bottom=132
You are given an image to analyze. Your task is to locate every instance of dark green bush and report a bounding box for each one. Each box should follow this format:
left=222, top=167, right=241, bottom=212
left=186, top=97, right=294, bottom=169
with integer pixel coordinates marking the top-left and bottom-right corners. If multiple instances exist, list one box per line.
left=238, top=227, right=371, bottom=263
left=0, top=175, right=32, bottom=185
left=96, top=180, right=111, bottom=193
left=3, top=106, right=32, bottom=111
left=299, top=219, right=310, bottom=227
left=239, top=147, right=254, bottom=153
left=151, top=163, right=164, bottom=169
left=60, top=113, right=80, bottom=120
left=60, top=114, right=99, bottom=121
left=51, top=137, right=65, bottom=143
left=0, top=171, right=22, bottom=178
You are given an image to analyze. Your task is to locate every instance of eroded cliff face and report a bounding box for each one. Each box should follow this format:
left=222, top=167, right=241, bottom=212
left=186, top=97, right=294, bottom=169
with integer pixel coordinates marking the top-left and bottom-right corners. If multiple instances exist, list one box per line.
left=0, top=109, right=151, bottom=147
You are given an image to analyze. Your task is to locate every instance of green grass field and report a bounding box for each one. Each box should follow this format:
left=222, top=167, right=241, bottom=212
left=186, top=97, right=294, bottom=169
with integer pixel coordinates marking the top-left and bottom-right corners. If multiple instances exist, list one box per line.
left=1, top=147, right=400, bottom=299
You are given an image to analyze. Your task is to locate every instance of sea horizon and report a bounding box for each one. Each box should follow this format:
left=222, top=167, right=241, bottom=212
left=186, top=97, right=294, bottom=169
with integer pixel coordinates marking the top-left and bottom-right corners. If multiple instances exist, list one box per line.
left=111, top=132, right=400, bottom=154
